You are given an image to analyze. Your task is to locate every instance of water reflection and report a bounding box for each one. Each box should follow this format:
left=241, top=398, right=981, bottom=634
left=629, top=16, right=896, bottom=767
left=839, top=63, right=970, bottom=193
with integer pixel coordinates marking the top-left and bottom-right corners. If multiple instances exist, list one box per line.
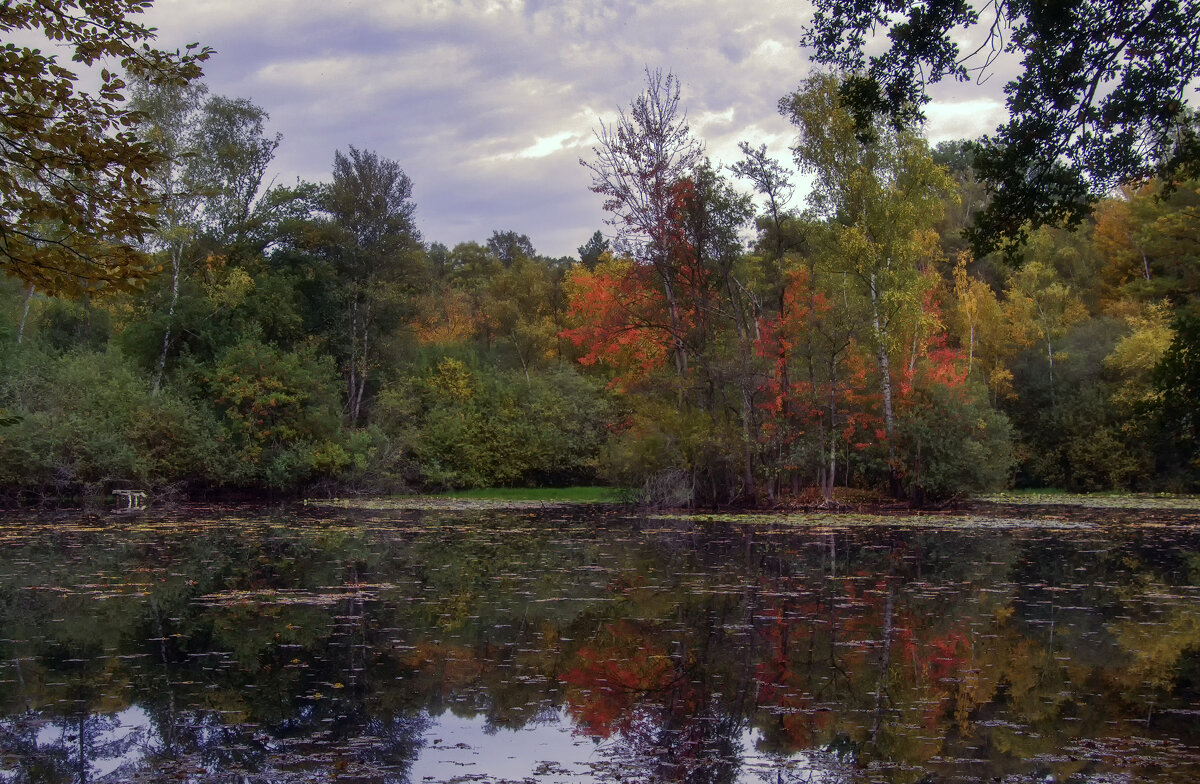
left=0, top=505, right=1197, bottom=782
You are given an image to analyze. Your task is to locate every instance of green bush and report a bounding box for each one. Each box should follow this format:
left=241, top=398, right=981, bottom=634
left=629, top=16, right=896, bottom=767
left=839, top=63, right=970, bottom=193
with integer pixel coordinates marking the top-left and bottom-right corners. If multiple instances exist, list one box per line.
left=896, top=379, right=1014, bottom=502
left=0, top=346, right=221, bottom=493
left=204, top=336, right=346, bottom=489
left=375, top=358, right=612, bottom=490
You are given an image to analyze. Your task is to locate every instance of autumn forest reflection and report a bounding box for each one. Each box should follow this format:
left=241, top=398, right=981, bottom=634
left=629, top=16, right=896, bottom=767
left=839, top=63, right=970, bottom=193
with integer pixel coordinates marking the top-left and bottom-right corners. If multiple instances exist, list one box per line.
left=1, top=504, right=1199, bottom=782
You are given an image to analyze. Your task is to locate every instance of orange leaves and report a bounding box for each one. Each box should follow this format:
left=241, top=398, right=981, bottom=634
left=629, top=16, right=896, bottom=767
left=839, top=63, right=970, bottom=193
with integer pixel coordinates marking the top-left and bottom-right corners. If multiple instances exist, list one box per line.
left=561, top=256, right=670, bottom=391
left=412, top=288, right=475, bottom=345
left=560, top=620, right=675, bottom=738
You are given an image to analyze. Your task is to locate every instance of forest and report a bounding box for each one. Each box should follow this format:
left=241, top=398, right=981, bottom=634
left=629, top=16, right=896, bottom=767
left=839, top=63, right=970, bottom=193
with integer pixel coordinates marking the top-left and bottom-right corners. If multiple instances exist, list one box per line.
left=0, top=48, right=1198, bottom=506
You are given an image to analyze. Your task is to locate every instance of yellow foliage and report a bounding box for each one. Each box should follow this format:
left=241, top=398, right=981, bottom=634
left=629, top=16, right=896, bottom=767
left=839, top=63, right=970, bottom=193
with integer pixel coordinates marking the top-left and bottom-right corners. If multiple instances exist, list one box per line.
left=1105, top=301, right=1174, bottom=411
left=1110, top=593, right=1200, bottom=690
left=950, top=252, right=1015, bottom=399
left=428, top=357, right=473, bottom=402
left=413, top=288, right=475, bottom=345
left=207, top=267, right=254, bottom=310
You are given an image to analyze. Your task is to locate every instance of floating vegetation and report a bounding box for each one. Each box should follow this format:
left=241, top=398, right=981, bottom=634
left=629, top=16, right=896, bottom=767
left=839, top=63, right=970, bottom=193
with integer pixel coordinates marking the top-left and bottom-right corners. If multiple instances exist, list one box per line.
left=195, top=584, right=399, bottom=607
left=980, top=491, right=1200, bottom=510
left=305, top=495, right=582, bottom=511
left=0, top=502, right=1198, bottom=782
left=651, top=511, right=1099, bottom=529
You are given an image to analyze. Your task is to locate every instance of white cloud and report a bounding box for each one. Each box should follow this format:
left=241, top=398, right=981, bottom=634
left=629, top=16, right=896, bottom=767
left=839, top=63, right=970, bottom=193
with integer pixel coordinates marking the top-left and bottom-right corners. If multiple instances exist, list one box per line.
left=134, top=0, right=1016, bottom=256
left=510, top=131, right=590, bottom=160
left=924, top=98, right=1008, bottom=143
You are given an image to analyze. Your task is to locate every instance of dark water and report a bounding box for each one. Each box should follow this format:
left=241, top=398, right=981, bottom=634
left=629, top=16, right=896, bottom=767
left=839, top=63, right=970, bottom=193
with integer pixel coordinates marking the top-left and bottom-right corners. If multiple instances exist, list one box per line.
left=1, top=503, right=1199, bottom=783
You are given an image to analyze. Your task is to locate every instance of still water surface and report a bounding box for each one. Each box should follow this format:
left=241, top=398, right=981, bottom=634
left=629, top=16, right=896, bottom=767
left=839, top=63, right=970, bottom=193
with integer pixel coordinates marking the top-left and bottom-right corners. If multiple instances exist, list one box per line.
left=1, top=501, right=1198, bottom=782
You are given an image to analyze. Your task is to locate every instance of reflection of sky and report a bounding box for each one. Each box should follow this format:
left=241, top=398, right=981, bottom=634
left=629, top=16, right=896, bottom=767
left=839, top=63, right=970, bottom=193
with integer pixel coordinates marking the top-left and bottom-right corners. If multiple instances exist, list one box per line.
left=32, top=705, right=150, bottom=780
left=4, top=704, right=853, bottom=783
left=409, top=709, right=598, bottom=780
left=408, top=709, right=846, bottom=783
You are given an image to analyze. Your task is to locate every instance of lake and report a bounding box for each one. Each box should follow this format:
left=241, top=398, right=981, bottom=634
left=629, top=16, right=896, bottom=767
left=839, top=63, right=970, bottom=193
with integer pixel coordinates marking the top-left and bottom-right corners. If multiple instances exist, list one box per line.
left=1, top=498, right=1199, bottom=782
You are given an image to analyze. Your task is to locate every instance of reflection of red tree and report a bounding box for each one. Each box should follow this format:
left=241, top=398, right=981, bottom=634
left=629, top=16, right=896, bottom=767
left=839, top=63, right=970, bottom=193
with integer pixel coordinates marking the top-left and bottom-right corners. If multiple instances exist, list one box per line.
left=560, top=621, right=676, bottom=737
left=752, top=598, right=836, bottom=749
left=747, top=560, right=984, bottom=753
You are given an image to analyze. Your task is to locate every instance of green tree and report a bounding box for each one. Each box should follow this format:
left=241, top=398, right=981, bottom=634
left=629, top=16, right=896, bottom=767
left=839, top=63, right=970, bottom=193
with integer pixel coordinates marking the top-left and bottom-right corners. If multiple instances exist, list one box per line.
left=130, top=82, right=281, bottom=390
left=485, top=229, right=534, bottom=267
left=187, top=96, right=281, bottom=246
left=485, top=255, right=560, bottom=379
left=0, top=0, right=211, bottom=295
left=130, top=76, right=207, bottom=391
left=731, top=141, right=795, bottom=312
left=577, top=230, right=609, bottom=269
left=1154, top=313, right=1200, bottom=485
left=322, top=146, right=423, bottom=424
left=802, top=0, right=1200, bottom=258
left=897, top=374, right=1013, bottom=502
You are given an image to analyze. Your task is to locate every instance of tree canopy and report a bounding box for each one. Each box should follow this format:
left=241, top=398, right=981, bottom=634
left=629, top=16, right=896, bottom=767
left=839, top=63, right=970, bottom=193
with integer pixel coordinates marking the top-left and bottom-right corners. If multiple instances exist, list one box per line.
left=802, top=0, right=1200, bottom=259
left=0, top=0, right=211, bottom=296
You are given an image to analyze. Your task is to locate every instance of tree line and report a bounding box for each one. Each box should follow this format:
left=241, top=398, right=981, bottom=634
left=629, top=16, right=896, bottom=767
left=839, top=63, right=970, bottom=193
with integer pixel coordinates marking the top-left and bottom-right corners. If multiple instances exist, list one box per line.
left=565, top=70, right=1199, bottom=504
left=0, top=5, right=1197, bottom=503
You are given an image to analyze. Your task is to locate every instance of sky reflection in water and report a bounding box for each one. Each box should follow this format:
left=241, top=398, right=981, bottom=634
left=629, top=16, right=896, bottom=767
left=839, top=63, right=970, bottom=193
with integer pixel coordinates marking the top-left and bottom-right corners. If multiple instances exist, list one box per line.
left=0, top=502, right=1198, bottom=782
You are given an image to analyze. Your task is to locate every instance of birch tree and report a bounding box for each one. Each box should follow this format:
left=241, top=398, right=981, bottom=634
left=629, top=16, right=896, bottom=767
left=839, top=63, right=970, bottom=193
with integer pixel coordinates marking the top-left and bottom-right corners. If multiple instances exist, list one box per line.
left=130, top=78, right=206, bottom=393
left=782, top=73, right=953, bottom=496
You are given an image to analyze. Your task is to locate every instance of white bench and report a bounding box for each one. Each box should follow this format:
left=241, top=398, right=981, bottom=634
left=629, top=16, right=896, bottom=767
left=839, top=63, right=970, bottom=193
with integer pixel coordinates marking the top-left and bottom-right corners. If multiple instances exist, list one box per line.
left=113, top=490, right=147, bottom=510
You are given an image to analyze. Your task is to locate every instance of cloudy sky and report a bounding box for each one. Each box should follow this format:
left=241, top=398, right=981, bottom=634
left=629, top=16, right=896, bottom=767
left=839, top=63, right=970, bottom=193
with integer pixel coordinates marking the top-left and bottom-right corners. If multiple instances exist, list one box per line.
left=138, top=0, right=1009, bottom=258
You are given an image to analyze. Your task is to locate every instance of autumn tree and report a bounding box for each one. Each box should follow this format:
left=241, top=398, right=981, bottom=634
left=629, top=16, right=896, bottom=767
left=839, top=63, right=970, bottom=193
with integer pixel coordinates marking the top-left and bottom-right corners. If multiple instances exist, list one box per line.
left=782, top=73, right=953, bottom=496
left=949, top=253, right=1015, bottom=401
left=670, top=162, right=759, bottom=496
left=1003, top=260, right=1088, bottom=389
left=582, top=67, right=704, bottom=386
left=0, top=0, right=211, bottom=295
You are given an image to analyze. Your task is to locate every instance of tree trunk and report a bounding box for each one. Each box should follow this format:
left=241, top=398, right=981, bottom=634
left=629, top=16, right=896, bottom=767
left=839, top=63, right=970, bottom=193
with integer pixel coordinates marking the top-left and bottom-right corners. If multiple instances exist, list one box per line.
left=660, top=271, right=688, bottom=406
left=16, top=284, right=33, bottom=345
left=967, top=319, right=975, bottom=373
left=721, top=266, right=759, bottom=505
left=871, top=581, right=896, bottom=746
left=826, top=366, right=838, bottom=502
left=346, top=299, right=358, bottom=420
left=1037, top=301, right=1056, bottom=389
left=869, top=272, right=900, bottom=497
left=152, top=244, right=183, bottom=395
left=511, top=329, right=531, bottom=384
left=347, top=296, right=370, bottom=425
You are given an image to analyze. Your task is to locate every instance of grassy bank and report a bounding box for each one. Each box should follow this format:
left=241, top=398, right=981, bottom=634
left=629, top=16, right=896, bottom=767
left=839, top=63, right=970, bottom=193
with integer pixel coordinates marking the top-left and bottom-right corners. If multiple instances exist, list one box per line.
left=434, top=486, right=628, bottom=503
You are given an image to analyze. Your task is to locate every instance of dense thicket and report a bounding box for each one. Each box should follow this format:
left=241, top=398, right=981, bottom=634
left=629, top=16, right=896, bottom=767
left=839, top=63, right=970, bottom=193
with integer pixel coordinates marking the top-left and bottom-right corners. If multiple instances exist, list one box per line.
left=0, top=68, right=1196, bottom=504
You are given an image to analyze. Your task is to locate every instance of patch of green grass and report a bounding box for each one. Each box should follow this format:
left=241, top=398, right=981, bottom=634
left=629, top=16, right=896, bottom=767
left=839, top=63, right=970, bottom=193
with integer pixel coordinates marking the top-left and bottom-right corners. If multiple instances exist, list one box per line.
left=434, top=486, right=628, bottom=503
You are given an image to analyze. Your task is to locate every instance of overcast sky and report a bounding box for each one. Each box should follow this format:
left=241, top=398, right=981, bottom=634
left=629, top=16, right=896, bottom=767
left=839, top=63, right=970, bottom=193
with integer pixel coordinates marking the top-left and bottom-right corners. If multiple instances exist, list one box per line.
left=139, top=0, right=1009, bottom=258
